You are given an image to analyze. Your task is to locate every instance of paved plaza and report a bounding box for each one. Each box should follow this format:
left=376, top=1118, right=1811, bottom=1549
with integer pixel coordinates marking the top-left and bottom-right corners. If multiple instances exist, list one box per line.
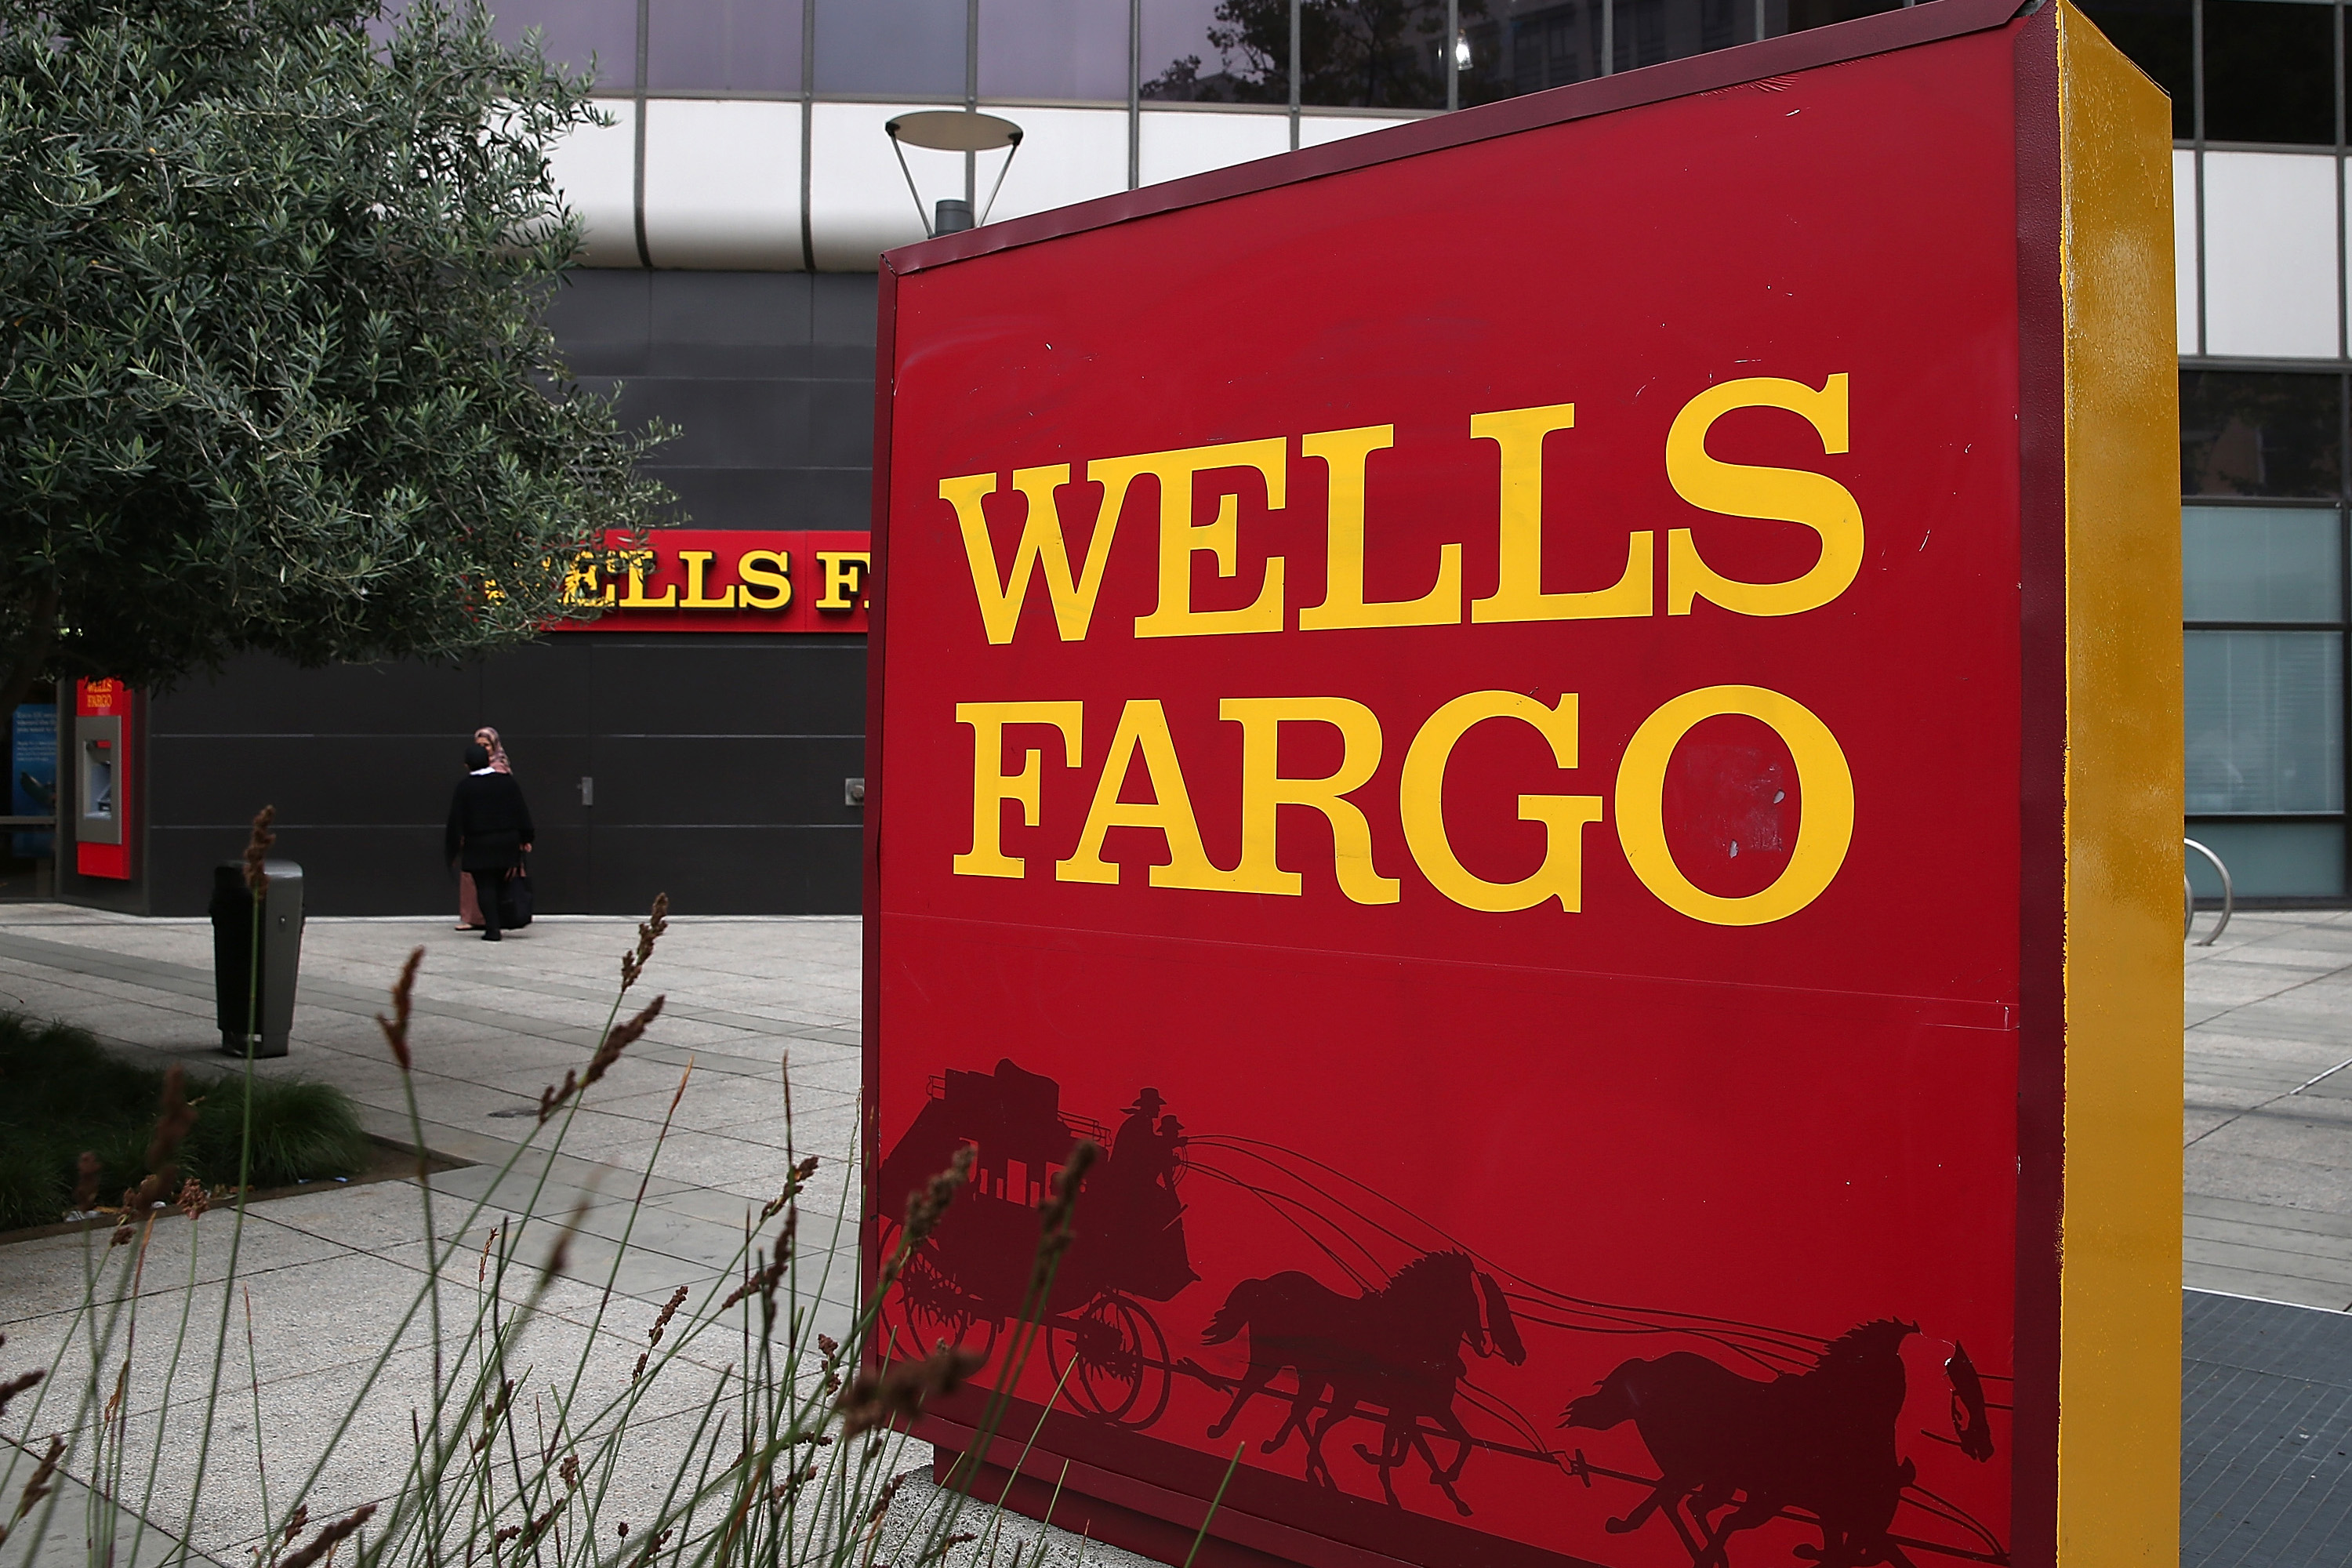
left=3, top=902, right=2352, bottom=1563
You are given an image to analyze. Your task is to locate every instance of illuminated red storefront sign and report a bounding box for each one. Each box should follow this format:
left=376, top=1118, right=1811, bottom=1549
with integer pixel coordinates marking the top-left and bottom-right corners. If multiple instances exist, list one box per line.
left=867, top=5, right=2178, bottom=1568
left=552, top=529, right=871, bottom=632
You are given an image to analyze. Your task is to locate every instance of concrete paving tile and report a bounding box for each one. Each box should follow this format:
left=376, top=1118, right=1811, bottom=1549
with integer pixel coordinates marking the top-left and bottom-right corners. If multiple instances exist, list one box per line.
left=0, top=1210, right=359, bottom=1326
left=2188, top=1234, right=2352, bottom=1290
left=2182, top=1263, right=2352, bottom=1314
left=2190, top=1192, right=2352, bottom=1240
left=2190, top=1145, right=2352, bottom=1213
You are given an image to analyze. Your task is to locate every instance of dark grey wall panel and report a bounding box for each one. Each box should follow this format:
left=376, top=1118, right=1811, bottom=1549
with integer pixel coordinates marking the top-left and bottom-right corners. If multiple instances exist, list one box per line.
left=550, top=271, right=877, bottom=535
left=128, top=269, right=876, bottom=920
left=590, top=737, right=866, bottom=825
left=590, top=826, right=862, bottom=916
left=587, top=641, right=867, bottom=734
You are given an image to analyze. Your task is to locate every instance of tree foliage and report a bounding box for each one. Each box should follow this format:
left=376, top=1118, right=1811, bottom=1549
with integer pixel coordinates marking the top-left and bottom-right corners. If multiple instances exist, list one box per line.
left=0, top=0, right=673, bottom=712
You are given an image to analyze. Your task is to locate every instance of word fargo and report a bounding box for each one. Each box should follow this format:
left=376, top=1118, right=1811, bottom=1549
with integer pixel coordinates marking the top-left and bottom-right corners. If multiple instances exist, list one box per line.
left=866, top=6, right=2180, bottom=1568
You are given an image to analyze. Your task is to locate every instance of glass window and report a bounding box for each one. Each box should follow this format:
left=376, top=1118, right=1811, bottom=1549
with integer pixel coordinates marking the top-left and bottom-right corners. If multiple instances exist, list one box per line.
left=1301, top=0, right=1447, bottom=109
left=2184, top=506, right=2344, bottom=622
left=815, top=0, right=967, bottom=96
left=1780, top=0, right=1902, bottom=39
left=2074, top=0, right=2191, bottom=140
left=1142, top=0, right=1288, bottom=103
left=982, top=0, right=1131, bottom=100
left=2202, top=0, right=2337, bottom=146
left=2187, top=819, right=2347, bottom=898
left=1461, top=1, right=1599, bottom=105
left=483, top=0, right=640, bottom=88
left=2180, top=371, right=2344, bottom=499
left=648, top=0, right=804, bottom=93
left=1607, top=0, right=1740, bottom=74
left=2185, top=630, right=2345, bottom=812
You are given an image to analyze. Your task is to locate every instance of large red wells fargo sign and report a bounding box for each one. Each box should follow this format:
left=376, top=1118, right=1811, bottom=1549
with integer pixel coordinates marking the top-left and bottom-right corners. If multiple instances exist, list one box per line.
left=866, top=5, right=2180, bottom=1566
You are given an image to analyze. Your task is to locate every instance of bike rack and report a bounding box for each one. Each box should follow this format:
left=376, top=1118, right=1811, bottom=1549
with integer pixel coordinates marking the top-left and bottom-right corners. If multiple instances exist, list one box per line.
left=2184, top=837, right=2233, bottom=947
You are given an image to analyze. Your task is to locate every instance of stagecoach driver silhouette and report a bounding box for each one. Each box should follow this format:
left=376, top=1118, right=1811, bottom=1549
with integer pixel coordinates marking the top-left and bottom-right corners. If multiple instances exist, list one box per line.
left=1099, top=1089, right=1196, bottom=1298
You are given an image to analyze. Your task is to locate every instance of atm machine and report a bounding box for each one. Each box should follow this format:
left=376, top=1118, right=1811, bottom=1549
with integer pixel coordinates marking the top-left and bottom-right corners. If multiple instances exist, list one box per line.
left=74, top=678, right=132, bottom=880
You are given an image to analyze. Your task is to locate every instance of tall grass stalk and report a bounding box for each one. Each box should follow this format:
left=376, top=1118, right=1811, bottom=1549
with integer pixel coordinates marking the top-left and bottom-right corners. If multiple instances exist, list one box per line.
left=0, top=872, right=1190, bottom=1568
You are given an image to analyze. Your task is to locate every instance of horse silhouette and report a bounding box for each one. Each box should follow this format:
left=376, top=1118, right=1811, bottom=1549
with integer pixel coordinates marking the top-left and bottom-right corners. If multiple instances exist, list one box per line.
left=1203, top=1251, right=1525, bottom=1515
left=1560, top=1319, right=1919, bottom=1568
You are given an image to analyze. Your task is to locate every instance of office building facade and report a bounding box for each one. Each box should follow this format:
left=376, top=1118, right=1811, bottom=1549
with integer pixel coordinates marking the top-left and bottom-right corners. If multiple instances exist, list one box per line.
left=5, top=0, right=2334, bottom=913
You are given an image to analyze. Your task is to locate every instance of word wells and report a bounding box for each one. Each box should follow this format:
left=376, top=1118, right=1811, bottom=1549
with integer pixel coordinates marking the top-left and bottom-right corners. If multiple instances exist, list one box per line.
left=942, top=375, right=1861, bottom=642
left=955, top=687, right=1853, bottom=927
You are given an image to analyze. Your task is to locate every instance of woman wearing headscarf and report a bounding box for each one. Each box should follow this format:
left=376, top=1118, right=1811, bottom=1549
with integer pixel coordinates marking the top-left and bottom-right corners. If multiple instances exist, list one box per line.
left=456, top=727, right=514, bottom=930
left=446, top=740, right=534, bottom=942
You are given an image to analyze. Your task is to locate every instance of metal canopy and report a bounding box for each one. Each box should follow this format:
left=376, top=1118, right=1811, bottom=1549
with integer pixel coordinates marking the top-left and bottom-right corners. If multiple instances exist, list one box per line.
left=885, top=111, right=1022, bottom=153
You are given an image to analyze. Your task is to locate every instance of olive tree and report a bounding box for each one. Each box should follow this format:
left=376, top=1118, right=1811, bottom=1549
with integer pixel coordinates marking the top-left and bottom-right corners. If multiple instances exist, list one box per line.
left=0, top=0, right=671, bottom=714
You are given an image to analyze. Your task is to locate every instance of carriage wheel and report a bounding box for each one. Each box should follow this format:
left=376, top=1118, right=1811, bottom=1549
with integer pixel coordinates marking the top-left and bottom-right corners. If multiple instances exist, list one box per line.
left=877, top=1225, right=998, bottom=1366
left=1051, top=1294, right=1172, bottom=1428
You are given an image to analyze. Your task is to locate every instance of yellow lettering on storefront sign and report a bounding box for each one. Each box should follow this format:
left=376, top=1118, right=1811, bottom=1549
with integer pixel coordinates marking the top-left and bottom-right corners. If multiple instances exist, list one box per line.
left=945, top=466, right=1122, bottom=643
left=737, top=550, right=792, bottom=609
left=678, top=551, right=738, bottom=609
left=1297, top=425, right=1461, bottom=630
left=1613, top=684, right=1853, bottom=924
left=1664, top=374, right=1863, bottom=617
left=619, top=550, right=677, bottom=609
left=1116, top=439, right=1289, bottom=640
left=817, top=552, right=870, bottom=611
left=1468, top=404, right=1652, bottom=624
left=1058, top=699, right=1247, bottom=890
left=954, top=701, right=1083, bottom=878
left=1221, top=696, right=1397, bottom=903
left=1399, top=691, right=1603, bottom=913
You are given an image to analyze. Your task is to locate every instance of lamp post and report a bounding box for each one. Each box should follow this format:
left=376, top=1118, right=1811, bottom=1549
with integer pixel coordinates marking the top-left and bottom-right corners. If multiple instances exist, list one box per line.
left=885, top=111, right=1024, bottom=237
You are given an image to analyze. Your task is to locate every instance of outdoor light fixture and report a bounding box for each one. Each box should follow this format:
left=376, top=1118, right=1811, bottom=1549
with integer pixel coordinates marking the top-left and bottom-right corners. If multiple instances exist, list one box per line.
left=884, top=111, right=1023, bottom=238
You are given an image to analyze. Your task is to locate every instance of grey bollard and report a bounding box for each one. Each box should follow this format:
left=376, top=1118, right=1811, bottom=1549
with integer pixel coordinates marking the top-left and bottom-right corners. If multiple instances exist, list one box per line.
left=209, top=860, right=306, bottom=1058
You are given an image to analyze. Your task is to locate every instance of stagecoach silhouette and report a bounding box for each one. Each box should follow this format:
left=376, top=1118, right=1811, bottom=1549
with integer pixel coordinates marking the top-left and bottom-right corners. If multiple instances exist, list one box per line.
left=880, top=1060, right=2010, bottom=1566
left=876, top=1058, right=1196, bottom=1427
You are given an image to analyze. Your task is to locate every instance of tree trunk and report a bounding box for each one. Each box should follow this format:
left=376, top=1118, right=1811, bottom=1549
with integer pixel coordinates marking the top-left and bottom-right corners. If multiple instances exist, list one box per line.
left=0, top=584, right=62, bottom=720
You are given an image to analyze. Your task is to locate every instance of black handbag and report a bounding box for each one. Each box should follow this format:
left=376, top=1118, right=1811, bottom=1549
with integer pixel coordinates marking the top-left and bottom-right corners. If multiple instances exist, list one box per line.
left=498, top=860, right=535, bottom=930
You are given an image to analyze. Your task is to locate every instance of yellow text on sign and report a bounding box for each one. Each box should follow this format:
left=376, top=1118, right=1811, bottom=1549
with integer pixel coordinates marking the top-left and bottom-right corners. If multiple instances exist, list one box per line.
left=942, top=372, right=1861, bottom=644
left=952, top=685, right=1854, bottom=924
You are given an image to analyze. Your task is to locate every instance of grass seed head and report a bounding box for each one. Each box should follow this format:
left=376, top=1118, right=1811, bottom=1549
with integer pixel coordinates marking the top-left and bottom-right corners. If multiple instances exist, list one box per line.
left=835, top=1345, right=985, bottom=1438
left=376, top=948, right=423, bottom=1072
left=621, top=892, right=670, bottom=992
left=242, top=806, right=278, bottom=895
left=132, top=1065, right=198, bottom=1207
left=5, top=1435, right=64, bottom=1534
left=0, top=1370, right=41, bottom=1423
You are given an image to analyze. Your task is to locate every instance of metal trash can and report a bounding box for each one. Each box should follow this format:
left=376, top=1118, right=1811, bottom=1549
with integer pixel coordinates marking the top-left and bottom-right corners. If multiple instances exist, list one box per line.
left=209, top=860, right=304, bottom=1058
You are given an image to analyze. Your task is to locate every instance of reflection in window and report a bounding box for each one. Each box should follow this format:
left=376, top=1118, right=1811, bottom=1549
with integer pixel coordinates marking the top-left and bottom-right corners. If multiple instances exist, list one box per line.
left=815, top=0, right=967, bottom=96
left=1609, top=0, right=1739, bottom=73
left=1461, top=1, right=1597, bottom=103
left=481, top=0, right=640, bottom=88
left=2074, top=0, right=2191, bottom=140
left=1142, top=0, right=1289, bottom=102
left=648, top=0, right=803, bottom=93
left=1299, top=1, right=1449, bottom=109
left=2180, top=371, right=2344, bottom=499
left=2185, top=630, right=2344, bottom=813
left=2201, top=0, right=2336, bottom=146
left=1781, top=0, right=1902, bottom=38
left=982, top=0, right=1131, bottom=100
left=2183, top=506, right=2345, bottom=623
left=2184, top=819, right=2347, bottom=898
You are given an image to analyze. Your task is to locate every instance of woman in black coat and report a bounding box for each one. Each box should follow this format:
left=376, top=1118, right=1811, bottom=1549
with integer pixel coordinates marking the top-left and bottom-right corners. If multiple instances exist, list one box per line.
left=445, top=742, right=534, bottom=941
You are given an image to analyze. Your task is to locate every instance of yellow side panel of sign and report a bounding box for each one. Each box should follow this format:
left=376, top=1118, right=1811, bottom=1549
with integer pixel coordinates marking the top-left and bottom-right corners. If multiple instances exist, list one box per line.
left=2054, top=3, right=2184, bottom=1563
